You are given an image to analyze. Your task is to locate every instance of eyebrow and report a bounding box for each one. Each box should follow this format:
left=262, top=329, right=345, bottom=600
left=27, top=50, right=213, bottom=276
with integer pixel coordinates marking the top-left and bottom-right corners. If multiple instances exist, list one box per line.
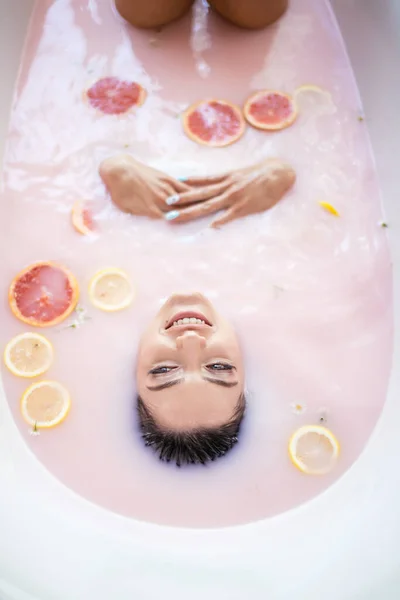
left=146, top=377, right=239, bottom=392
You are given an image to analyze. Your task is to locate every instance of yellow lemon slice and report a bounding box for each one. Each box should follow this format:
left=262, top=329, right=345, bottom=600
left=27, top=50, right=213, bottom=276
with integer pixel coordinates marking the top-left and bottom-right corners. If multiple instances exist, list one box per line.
left=88, top=268, right=134, bottom=312
left=319, top=200, right=340, bottom=217
left=289, top=425, right=340, bottom=475
left=21, top=380, right=71, bottom=428
left=293, top=84, right=336, bottom=118
left=4, top=332, right=54, bottom=378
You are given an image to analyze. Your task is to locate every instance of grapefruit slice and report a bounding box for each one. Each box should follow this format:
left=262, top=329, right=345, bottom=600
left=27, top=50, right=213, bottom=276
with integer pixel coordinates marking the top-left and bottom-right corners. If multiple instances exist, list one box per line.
left=182, top=99, right=245, bottom=147
left=4, top=332, right=54, bottom=378
left=244, top=90, right=297, bottom=131
left=21, top=380, right=71, bottom=429
left=289, top=425, right=340, bottom=475
left=9, top=262, right=79, bottom=328
left=71, top=200, right=96, bottom=235
left=85, top=77, right=146, bottom=115
left=88, top=268, right=134, bottom=312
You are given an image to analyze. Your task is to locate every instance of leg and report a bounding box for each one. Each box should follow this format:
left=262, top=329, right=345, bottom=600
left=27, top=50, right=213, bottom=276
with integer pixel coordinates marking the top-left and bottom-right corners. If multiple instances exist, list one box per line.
left=208, top=0, right=288, bottom=29
left=115, top=0, right=195, bottom=28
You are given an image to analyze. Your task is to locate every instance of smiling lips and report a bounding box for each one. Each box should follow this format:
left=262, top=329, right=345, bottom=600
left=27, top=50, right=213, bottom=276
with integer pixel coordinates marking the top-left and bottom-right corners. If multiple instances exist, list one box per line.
left=165, top=312, right=212, bottom=330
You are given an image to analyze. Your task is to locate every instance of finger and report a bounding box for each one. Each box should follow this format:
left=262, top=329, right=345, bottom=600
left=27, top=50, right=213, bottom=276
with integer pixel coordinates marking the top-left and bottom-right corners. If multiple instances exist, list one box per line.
left=165, top=182, right=230, bottom=207
left=159, top=175, right=191, bottom=194
left=159, top=182, right=176, bottom=199
left=165, top=190, right=232, bottom=224
left=171, top=178, right=192, bottom=193
left=210, top=206, right=239, bottom=228
left=182, top=173, right=229, bottom=187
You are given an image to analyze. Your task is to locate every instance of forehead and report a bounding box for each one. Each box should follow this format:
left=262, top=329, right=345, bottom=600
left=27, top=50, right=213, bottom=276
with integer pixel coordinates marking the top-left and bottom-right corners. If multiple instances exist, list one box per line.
left=140, top=378, right=241, bottom=430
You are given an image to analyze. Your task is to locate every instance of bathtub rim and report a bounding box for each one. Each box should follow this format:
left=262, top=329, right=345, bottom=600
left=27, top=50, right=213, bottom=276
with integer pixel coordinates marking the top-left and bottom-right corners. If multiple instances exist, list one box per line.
left=1, top=0, right=400, bottom=599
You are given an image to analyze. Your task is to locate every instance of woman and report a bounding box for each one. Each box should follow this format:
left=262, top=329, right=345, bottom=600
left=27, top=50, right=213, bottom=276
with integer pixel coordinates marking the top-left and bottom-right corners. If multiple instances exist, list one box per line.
left=135, top=292, right=246, bottom=466
left=100, top=157, right=295, bottom=465
left=115, top=0, right=289, bottom=30
left=100, top=154, right=295, bottom=463
left=100, top=154, right=296, bottom=227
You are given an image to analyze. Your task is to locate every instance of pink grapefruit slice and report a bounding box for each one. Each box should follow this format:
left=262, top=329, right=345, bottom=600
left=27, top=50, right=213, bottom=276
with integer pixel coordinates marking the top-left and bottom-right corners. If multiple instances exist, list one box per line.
left=244, top=90, right=297, bottom=131
left=9, top=262, right=79, bottom=328
left=71, top=200, right=96, bottom=235
left=85, top=76, right=146, bottom=115
left=182, top=99, right=246, bottom=147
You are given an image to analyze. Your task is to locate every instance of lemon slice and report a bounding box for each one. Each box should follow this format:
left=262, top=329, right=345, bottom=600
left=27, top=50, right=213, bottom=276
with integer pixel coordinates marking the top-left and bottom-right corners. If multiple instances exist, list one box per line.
left=289, top=425, right=340, bottom=475
left=4, top=332, right=54, bottom=378
left=21, top=380, right=71, bottom=428
left=88, top=268, right=134, bottom=312
left=293, top=84, right=336, bottom=117
left=319, top=200, right=340, bottom=216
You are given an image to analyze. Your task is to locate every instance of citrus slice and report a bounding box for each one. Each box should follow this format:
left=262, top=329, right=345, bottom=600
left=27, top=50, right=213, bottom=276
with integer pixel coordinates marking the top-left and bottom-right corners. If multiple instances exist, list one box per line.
left=85, top=77, right=146, bottom=115
left=182, top=99, right=246, bottom=147
left=88, top=268, right=134, bottom=312
left=319, top=200, right=340, bottom=216
left=21, top=380, right=71, bottom=429
left=9, top=262, right=79, bottom=328
left=71, top=200, right=96, bottom=235
left=293, top=84, right=336, bottom=118
left=4, top=332, right=54, bottom=378
left=289, top=425, right=340, bottom=475
left=243, top=90, right=297, bottom=131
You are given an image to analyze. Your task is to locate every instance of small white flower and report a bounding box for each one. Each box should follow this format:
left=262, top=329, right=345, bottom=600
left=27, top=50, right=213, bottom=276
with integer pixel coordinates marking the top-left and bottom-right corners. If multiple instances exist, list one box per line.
left=291, top=402, right=307, bottom=415
left=58, top=305, right=91, bottom=331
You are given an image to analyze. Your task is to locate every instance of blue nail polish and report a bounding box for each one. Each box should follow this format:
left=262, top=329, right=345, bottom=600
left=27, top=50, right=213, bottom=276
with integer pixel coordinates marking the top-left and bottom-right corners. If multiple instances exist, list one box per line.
left=166, top=194, right=180, bottom=205
left=177, top=176, right=187, bottom=182
left=165, top=210, right=180, bottom=221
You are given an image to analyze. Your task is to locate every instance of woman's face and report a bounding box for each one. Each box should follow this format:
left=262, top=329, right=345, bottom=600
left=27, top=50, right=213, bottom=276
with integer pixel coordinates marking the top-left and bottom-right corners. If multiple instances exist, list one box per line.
left=136, top=293, right=245, bottom=431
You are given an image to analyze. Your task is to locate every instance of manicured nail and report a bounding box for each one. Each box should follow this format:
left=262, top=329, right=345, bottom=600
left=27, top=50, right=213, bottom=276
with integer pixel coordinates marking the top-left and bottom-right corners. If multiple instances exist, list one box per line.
left=165, top=210, right=180, bottom=221
left=177, top=176, right=187, bottom=182
left=166, top=194, right=180, bottom=205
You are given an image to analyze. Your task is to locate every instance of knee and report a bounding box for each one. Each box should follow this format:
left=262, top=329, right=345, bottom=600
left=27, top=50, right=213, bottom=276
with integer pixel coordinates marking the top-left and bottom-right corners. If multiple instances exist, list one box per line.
left=115, top=0, right=195, bottom=29
left=208, top=0, right=288, bottom=29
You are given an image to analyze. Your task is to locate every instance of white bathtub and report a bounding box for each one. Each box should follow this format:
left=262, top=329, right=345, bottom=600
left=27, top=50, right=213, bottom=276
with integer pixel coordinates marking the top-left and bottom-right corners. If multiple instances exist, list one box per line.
left=1, top=1, right=400, bottom=598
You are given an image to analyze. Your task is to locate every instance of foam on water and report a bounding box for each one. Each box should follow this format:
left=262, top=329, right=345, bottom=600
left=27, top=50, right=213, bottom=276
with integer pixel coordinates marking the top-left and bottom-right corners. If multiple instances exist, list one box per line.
left=0, top=0, right=392, bottom=527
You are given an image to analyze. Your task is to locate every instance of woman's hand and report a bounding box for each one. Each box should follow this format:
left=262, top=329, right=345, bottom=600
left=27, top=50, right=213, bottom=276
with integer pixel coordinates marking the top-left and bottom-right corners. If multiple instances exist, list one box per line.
left=99, top=154, right=190, bottom=219
left=164, top=158, right=296, bottom=227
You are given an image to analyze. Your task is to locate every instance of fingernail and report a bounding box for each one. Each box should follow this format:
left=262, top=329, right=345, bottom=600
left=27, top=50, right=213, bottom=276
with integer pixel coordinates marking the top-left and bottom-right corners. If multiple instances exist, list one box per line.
left=166, top=194, right=180, bottom=205
left=177, top=176, right=187, bottom=182
left=165, top=210, right=180, bottom=221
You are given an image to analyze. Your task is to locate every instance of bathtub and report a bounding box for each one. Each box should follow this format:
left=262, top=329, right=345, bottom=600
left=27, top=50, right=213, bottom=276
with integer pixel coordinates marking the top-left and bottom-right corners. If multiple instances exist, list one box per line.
left=1, top=1, right=400, bottom=598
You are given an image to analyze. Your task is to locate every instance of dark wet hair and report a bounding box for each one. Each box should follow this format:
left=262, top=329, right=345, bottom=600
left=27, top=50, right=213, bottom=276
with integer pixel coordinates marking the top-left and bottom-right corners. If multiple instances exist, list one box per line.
left=137, top=395, right=245, bottom=467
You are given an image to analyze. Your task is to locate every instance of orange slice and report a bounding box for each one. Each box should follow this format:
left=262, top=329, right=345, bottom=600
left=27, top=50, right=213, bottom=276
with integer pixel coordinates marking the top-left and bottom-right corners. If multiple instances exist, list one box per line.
left=71, top=200, right=96, bottom=235
left=88, top=268, right=134, bottom=311
left=4, top=332, right=54, bottom=378
left=243, top=90, right=297, bottom=131
left=182, top=99, right=246, bottom=147
left=9, top=262, right=79, bottom=328
left=85, top=76, right=146, bottom=115
left=21, top=380, right=71, bottom=428
left=289, top=425, right=340, bottom=475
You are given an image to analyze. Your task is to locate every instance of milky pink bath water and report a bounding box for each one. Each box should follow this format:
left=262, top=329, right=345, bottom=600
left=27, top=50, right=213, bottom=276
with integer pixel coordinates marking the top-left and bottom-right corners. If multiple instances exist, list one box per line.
left=0, top=0, right=392, bottom=527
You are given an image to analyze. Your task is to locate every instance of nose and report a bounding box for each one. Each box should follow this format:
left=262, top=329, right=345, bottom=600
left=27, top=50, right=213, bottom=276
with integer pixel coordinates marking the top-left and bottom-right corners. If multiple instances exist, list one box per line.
left=176, top=330, right=206, bottom=351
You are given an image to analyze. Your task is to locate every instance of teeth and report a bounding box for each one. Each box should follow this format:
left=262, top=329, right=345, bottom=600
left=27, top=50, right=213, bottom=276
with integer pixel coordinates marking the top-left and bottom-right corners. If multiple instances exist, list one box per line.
left=171, top=318, right=205, bottom=327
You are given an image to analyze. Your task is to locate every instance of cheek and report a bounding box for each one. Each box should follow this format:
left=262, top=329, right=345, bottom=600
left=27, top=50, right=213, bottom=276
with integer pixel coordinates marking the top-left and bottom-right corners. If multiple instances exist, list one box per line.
left=219, top=329, right=243, bottom=361
left=135, top=336, right=155, bottom=379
